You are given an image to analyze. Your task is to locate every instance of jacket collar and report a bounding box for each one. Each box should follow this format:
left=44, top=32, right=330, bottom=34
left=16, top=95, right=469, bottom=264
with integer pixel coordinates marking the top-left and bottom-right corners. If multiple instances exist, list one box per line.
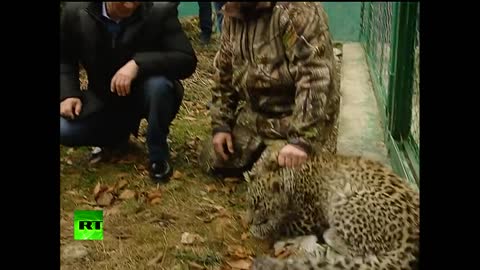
left=85, top=2, right=151, bottom=24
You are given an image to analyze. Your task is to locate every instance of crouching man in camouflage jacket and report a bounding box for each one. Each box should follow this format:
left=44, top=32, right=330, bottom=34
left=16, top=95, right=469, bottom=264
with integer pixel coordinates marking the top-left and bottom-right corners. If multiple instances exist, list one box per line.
left=199, top=2, right=340, bottom=178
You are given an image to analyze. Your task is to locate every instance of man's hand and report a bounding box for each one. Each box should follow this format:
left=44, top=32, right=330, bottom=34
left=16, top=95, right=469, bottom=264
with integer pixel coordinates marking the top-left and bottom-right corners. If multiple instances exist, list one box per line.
left=212, top=132, right=234, bottom=161
left=278, top=144, right=308, bottom=168
left=111, top=60, right=139, bottom=96
left=60, top=97, right=82, bottom=119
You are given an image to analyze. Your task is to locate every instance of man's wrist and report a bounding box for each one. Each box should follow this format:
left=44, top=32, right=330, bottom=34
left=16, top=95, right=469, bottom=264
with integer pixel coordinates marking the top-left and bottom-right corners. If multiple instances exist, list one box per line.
left=287, top=137, right=312, bottom=155
left=129, top=59, right=138, bottom=69
left=212, top=126, right=232, bottom=136
left=129, top=59, right=139, bottom=77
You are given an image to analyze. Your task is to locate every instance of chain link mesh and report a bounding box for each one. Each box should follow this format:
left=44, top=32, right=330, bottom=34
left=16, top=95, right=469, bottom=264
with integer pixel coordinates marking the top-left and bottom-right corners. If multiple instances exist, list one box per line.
left=361, top=2, right=419, bottom=154
left=362, top=2, right=394, bottom=101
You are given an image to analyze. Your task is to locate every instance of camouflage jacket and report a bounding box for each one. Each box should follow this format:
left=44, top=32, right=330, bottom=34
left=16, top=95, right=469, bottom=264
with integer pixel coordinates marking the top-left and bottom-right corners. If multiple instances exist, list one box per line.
left=210, top=2, right=340, bottom=153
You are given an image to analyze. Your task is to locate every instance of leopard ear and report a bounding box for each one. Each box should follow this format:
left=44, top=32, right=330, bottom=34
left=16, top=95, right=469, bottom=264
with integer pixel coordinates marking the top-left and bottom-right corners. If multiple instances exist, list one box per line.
left=271, top=181, right=281, bottom=193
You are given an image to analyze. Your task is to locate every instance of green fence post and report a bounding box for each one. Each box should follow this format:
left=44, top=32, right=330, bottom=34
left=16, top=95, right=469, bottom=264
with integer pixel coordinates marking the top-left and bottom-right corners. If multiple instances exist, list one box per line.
left=387, top=2, right=419, bottom=141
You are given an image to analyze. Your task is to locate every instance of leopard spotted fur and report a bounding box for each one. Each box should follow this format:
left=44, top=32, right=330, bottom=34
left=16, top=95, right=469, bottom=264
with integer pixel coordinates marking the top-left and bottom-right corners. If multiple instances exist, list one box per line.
left=246, top=154, right=419, bottom=270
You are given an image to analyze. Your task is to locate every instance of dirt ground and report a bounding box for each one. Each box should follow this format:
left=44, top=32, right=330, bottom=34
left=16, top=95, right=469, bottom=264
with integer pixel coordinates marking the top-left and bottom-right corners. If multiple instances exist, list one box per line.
left=60, top=17, right=272, bottom=270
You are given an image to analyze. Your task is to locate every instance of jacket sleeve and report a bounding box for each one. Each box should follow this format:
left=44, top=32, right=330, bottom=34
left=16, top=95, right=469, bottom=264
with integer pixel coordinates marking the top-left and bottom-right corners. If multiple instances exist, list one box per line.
left=209, top=16, right=239, bottom=135
left=133, top=4, right=197, bottom=80
left=60, top=3, right=81, bottom=102
left=282, top=4, right=339, bottom=154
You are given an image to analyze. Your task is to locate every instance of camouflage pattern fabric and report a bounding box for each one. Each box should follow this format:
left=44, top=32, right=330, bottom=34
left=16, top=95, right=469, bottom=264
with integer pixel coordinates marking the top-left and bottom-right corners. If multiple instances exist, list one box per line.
left=200, top=2, right=340, bottom=176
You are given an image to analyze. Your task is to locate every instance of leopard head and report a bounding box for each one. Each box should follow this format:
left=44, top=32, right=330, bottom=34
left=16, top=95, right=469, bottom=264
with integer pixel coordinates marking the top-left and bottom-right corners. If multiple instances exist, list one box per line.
left=246, top=172, right=291, bottom=239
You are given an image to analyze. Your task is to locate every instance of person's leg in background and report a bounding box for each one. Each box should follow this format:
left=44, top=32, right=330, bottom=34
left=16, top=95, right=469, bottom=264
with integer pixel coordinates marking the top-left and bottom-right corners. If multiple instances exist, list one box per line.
left=213, top=2, right=226, bottom=33
left=197, top=2, right=213, bottom=45
left=140, top=76, right=182, bottom=183
left=203, top=2, right=225, bottom=111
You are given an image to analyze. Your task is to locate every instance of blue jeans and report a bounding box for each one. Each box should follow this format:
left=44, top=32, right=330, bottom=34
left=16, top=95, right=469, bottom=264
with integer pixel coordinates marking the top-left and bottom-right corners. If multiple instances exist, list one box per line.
left=60, top=76, right=181, bottom=162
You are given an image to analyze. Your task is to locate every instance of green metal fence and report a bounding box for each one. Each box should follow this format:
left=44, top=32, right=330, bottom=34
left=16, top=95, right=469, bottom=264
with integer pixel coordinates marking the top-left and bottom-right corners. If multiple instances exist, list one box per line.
left=360, top=2, right=420, bottom=187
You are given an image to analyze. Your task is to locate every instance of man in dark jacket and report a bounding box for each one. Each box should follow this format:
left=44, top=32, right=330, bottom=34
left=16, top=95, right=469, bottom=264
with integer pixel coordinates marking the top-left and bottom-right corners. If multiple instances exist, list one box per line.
left=60, top=2, right=197, bottom=183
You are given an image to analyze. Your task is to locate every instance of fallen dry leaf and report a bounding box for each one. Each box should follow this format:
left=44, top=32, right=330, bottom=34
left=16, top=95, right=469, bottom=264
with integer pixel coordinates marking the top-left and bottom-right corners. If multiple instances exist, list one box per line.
left=115, top=180, right=128, bottom=191
left=93, top=183, right=109, bottom=199
left=96, top=192, right=114, bottom=206
left=216, top=207, right=229, bottom=218
left=135, top=164, right=146, bottom=171
left=172, top=170, right=183, bottom=179
left=205, top=184, right=217, bottom=193
left=224, top=177, right=241, bottom=183
left=239, top=212, right=251, bottom=230
left=147, top=190, right=162, bottom=201
left=74, top=199, right=97, bottom=206
left=221, top=185, right=236, bottom=195
left=150, top=198, right=162, bottom=205
left=147, top=252, right=163, bottom=266
left=227, top=245, right=251, bottom=260
left=226, top=259, right=252, bottom=270
left=187, top=261, right=205, bottom=269
left=181, top=232, right=204, bottom=245
left=104, top=205, right=122, bottom=216
left=62, top=242, right=88, bottom=260
left=197, top=203, right=231, bottom=223
left=273, top=235, right=321, bottom=259
left=241, top=233, right=249, bottom=241
left=202, top=197, right=217, bottom=205
left=118, top=189, right=136, bottom=200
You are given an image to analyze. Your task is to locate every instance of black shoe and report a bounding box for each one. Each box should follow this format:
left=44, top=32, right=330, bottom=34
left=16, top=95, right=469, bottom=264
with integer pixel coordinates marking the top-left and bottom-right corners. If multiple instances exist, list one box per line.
left=149, top=160, right=173, bottom=183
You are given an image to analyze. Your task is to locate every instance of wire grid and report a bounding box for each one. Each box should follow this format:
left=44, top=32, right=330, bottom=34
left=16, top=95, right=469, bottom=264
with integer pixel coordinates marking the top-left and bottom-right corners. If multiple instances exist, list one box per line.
left=410, top=7, right=420, bottom=149
left=362, top=2, right=394, bottom=101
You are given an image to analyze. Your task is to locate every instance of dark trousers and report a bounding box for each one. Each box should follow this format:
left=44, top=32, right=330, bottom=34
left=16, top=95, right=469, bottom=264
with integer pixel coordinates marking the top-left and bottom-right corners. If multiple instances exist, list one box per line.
left=198, top=2, right=212, bottom=38
left=60, top=76, right=181, bottom=162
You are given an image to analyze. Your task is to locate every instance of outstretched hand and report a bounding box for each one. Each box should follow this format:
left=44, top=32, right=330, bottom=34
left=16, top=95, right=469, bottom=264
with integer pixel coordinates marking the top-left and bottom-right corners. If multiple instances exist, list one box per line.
left=278, top=144, right=308, bottom=168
